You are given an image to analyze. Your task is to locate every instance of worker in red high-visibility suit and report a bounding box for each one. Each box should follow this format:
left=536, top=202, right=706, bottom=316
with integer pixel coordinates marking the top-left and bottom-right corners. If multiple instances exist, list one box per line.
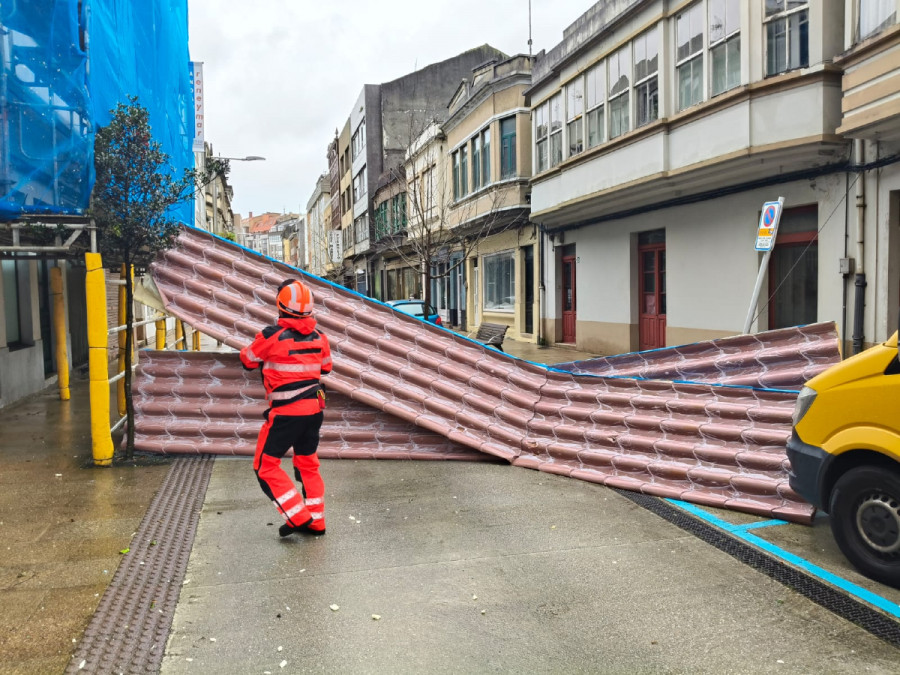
left=240, top=279, right=333, bottom=538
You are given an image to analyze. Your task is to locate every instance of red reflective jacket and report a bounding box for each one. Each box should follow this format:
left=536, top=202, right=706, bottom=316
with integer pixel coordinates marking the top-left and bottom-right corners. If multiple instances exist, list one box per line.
left=239, top=316, right=333, bottom=416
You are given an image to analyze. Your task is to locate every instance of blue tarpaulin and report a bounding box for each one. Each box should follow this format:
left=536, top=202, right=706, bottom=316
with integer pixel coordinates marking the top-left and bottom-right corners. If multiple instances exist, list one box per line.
left=0, top=0, right=194, bottom=224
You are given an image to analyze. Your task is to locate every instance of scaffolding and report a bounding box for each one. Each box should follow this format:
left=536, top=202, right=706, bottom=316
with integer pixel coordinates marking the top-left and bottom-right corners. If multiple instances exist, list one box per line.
left=0, top=0, right=193, bottom=224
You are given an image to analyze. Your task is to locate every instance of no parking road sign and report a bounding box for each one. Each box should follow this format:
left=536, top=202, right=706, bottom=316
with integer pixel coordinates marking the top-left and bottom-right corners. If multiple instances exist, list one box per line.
left=755, top=197, right=784, bottom=251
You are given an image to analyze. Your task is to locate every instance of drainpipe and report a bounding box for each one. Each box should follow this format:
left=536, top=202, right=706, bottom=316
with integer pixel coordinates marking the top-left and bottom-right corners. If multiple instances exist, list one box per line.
left=537, top=225, right=546, bottom=346
left=852, top=139, right=867, bottom=354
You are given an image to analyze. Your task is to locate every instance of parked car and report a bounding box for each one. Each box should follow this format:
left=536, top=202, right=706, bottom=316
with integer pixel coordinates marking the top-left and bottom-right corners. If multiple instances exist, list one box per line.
left=787, top=325, right=900, bottom=588
left=386, top=299, right=442, bottom=326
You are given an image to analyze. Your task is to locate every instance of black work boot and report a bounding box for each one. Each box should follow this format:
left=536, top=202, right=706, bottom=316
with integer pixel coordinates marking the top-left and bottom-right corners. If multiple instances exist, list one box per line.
left=279, top=516, right=313, bottom=538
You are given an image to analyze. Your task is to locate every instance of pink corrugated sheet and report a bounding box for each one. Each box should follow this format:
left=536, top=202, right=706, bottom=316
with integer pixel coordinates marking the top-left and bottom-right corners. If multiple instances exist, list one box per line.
left=134, top=227, right=844, bottom=523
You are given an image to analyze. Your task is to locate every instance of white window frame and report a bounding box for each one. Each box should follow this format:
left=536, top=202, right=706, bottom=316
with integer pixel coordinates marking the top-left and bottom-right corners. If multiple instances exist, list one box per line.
left=709, top=0, right=741, bottom=97
left=764, top=1, right=809, bottom=77
left=676, top=3, right=704, bottom=112
left=585, top=62, right=605, bottom=149
left=566, top=77, right=584, bottom=157
left=548, top=93, right=563, bottom=168
left=633, top=27, right=659, bottom=128
left=608, top=45, right=631, bottom=139
left=534, top=102, right=549, bottom=173
left=481, top=127, right=491, bottom=185
left=472, top=134, right=482, bottom=190
left=354, top=214, right=368, bottom=245
left=351, top=119, right=366, bottom=160
left=352, top=165, right=367, bottom=203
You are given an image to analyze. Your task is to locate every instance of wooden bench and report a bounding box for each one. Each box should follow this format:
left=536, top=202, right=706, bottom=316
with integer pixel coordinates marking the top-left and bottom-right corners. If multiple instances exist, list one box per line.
left=474, top=322, right=508, bottom=351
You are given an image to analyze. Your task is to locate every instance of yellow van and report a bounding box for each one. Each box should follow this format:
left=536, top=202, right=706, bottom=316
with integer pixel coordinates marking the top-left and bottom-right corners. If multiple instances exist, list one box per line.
left=787, top=330, right=900, bottom=588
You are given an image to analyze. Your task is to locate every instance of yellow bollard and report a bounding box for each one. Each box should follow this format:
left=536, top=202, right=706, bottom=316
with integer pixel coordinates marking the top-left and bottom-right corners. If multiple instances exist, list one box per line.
left=175, top=319, right=184, bottom=351
left=85, top=252, right=114, bottom=466
left=117, top=264, right=127, bottom=417
left=156, top=318, right=166, bottom=350
left=50, top=267, right=70, bottom=401
left=192, top=327, right=201, bottom=351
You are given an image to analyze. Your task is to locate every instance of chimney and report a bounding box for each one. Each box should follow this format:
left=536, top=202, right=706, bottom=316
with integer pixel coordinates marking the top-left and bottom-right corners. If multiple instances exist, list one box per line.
left=249, top=211, right=253, bottom=220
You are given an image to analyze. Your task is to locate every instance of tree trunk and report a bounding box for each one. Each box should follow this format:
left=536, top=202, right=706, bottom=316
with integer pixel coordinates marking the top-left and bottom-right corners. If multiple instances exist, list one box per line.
left=124, top=256, right=135, bottom=460
left=422, top=261, right=431, bottom=310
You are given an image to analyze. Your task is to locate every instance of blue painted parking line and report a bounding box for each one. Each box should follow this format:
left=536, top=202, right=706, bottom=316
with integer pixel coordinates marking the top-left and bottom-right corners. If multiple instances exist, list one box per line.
left=667, top=499, right=900, bottom=620
left=732, top=519, right=789, bottom=532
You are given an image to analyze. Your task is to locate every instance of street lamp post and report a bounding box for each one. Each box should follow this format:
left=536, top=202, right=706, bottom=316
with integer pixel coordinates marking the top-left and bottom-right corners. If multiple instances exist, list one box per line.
left=210, top=155, right=265, bottom=236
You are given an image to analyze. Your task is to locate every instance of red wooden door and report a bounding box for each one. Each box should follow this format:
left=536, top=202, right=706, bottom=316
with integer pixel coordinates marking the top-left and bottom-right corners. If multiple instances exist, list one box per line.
left=562, top=255, right=576, bottom=343
left=639, top=243, right=666, bottom=350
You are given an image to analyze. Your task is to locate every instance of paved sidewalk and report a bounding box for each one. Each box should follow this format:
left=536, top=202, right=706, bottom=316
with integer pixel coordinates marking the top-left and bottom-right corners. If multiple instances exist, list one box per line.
left=0, top=376, right=171, bottom=675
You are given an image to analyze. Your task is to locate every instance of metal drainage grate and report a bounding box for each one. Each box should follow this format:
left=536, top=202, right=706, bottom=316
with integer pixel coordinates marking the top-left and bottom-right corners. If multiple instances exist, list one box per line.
left=66, top=455, right=214, bottom=674
left=615, top=489, right=900, bottom=650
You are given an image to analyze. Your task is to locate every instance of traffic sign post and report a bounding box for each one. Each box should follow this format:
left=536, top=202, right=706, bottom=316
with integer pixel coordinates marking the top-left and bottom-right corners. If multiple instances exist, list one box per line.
left=744, top=197, right=785, bottom=334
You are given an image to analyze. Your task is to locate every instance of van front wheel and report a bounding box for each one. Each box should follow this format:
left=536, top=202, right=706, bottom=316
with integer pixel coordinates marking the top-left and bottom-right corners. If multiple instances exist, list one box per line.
left=829, top=466, right=900, bottom=588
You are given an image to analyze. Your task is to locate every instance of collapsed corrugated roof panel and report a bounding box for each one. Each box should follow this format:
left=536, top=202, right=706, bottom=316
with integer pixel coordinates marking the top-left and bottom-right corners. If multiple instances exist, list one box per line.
left=141, top=227, right=840, bottom=523
left=551, top=322, right=840, bottom=390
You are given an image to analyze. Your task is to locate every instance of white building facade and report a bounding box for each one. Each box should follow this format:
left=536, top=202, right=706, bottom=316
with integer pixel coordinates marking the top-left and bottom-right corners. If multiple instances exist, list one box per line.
left=529, top=0, right=900, bottom=356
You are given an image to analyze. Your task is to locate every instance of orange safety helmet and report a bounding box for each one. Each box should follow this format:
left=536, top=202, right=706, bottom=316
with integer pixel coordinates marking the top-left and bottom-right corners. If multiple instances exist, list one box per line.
left=276, top=279, right=314, bottom=317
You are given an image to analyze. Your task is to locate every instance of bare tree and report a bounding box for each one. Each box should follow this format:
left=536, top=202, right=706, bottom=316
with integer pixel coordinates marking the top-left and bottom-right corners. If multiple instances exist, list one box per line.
left=376, top=119, right=526, bottom=313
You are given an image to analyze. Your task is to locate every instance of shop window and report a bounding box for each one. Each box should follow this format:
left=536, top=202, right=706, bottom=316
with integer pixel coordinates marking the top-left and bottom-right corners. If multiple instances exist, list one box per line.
left=483, top=250, right=515, bottom=312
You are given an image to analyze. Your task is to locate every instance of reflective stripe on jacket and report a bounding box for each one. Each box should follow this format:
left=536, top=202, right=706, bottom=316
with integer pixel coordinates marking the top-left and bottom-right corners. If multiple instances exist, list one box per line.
left=239, top=315, right=332, bottom=415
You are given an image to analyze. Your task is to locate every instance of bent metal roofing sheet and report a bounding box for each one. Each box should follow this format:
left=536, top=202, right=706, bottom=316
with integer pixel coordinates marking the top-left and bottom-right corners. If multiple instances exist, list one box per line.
left=140, top=227, right=843, bottom=524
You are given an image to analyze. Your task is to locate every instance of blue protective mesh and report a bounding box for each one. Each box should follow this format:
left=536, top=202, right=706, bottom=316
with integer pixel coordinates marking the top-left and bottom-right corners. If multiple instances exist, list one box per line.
left=0, top=0, right=194, bottom=224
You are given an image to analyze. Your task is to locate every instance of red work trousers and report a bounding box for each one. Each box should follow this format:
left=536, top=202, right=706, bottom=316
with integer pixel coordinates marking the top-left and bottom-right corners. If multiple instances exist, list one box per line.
left=253, top=411, right=326, bottom=531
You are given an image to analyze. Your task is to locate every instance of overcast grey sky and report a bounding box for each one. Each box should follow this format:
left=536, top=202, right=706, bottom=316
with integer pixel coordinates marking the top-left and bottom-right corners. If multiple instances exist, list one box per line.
left=187, top=0, right=593, bottom=218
